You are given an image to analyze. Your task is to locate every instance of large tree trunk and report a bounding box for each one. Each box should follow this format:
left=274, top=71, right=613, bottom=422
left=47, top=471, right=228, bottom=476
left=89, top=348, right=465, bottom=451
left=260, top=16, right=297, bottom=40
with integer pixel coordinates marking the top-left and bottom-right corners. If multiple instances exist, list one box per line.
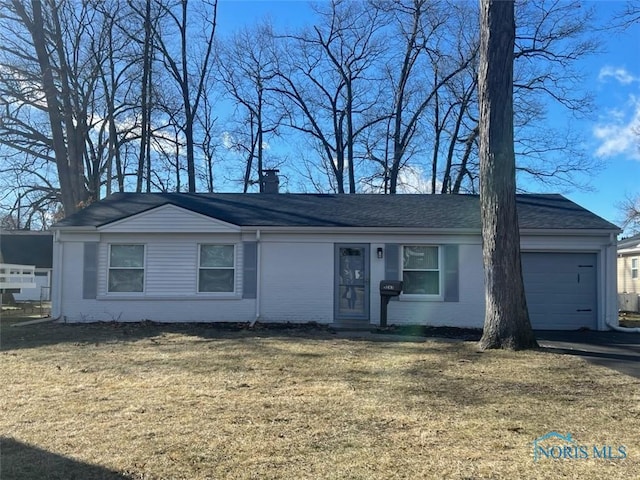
left=14, top=0, right=89, bottom=216
left=478, top=0, right=537, bottom=350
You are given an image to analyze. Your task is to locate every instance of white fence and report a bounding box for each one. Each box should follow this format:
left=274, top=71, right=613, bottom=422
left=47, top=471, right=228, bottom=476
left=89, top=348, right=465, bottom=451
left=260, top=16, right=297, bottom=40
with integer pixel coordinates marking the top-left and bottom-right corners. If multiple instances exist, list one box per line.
left=0, top=263, right=36, bottom=291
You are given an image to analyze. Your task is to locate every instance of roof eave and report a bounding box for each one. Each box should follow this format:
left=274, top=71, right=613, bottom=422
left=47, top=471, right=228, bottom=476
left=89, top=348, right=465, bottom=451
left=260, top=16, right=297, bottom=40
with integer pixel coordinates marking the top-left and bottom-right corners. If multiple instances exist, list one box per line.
left=519, top=227, right=620, bottom=236
left=238, top=226, right=483, bottom=235
left=618, top=247, right=640, bottom=254
left=49, top=225, right=620, bottom=236
left=50, top=225, right=98, bottom=233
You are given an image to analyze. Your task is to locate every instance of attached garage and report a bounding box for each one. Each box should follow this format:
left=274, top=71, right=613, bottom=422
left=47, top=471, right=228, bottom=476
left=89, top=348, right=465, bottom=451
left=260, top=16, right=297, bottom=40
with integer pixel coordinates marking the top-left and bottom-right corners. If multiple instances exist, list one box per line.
left=522, top=252, right=597, bottom=330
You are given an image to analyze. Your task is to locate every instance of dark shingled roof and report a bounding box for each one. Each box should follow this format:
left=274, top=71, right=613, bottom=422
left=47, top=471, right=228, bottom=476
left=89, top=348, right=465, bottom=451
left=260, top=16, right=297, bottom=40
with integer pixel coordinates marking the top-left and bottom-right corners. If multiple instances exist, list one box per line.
left=0, top=232, right=53, bottom=268
left=619, top=232, right=640, bottom=249
left=53, top=193, right=619, bottom=231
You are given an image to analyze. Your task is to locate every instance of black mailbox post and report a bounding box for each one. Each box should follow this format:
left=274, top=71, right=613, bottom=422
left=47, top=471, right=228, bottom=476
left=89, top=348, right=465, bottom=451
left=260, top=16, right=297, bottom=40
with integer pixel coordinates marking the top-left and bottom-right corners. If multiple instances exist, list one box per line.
left=379, top=280, right=403, bottom=327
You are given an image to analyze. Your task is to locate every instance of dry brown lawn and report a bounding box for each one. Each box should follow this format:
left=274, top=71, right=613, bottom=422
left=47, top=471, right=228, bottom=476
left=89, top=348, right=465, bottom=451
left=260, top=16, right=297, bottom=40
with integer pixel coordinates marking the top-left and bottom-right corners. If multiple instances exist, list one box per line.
left=1, top=316, right=639, bottom=479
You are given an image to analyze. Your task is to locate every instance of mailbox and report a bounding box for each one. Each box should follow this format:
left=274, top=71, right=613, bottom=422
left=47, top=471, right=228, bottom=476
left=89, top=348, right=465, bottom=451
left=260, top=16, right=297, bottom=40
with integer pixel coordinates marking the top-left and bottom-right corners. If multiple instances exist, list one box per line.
left=379, top=280, right=403, bottom=327
left=380, top=280, right=403, bottom=296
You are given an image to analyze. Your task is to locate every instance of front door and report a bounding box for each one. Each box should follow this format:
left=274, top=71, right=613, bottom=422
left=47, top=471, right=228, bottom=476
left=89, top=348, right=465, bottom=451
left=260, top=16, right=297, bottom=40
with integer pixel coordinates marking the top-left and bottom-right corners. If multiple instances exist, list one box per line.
left=334, top=244, right=370, bottom=323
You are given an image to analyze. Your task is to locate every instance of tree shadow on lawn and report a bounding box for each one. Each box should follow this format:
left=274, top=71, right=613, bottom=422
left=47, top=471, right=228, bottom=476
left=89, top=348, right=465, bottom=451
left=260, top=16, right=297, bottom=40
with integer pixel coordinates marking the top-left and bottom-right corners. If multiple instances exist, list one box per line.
left=0, top=437, right=130, bottom=480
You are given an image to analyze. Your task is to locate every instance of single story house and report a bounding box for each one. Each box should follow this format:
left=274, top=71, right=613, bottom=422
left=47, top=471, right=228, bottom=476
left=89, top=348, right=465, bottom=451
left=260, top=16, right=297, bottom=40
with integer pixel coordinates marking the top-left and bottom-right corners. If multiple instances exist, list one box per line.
left=0, top=230, right=53, bottom=301
left=51, top=192, right=620, bottom=330
left=617, top=232, right=640, bottom=312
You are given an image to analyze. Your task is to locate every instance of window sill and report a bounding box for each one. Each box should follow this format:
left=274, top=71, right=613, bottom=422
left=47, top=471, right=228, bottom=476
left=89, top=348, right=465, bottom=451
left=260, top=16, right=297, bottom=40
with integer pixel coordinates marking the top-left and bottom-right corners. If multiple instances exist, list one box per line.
left=399, top=294, right=443, bottom=302
left=98, top=294, right=242, bottom=301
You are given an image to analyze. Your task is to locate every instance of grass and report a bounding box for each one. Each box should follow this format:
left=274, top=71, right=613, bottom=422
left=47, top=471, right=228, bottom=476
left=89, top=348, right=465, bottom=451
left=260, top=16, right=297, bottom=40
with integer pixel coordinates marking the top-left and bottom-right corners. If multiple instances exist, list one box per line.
left=1, top=318, right=639, bottom=479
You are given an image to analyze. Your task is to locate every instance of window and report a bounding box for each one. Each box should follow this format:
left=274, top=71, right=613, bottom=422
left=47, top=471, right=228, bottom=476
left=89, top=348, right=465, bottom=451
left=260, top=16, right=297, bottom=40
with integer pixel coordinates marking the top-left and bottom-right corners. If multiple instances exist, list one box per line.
left=402, top=245, right=440, bottom=295
left=632, top=258, right=638, bottom=280
left=199, top=244, right=235, bottom=293
left=108, top=245, right=144, bottom=292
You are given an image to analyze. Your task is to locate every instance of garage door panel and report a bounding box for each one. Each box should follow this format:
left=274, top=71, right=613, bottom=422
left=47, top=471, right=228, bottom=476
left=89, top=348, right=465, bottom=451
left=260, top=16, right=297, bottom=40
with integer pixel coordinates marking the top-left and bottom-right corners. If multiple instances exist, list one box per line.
left=526, top=292, right=595, bottom=304
left=529, top=314, right=594, bottom=331
left=522, top=253, right=597, bottom=330
left=526, top=294, right=594, bottom=308
left=525, top=280, right=591, bottom=292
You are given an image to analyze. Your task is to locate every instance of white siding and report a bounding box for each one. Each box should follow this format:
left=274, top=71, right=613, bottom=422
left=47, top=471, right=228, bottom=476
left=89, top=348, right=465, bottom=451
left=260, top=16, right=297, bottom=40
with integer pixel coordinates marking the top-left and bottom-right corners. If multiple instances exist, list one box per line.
left=99, top=205, right=240, bottom=233
left=381, top=243, right=485, bottom=328
left=54, top=228, right=617, bottom=330
left=99, top=239, right=199, bottom=295
left=259, top=242, right=334, bottom=323
left=59, top=241, right=87, bottom=317
left=618, top=254, right=640, bottom=295
left=58, top=233, right=254, bottom=322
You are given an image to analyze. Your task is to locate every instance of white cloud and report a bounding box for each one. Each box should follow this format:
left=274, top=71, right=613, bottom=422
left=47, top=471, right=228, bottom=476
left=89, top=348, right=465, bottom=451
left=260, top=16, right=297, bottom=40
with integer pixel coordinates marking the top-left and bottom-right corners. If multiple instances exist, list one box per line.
left=360, top=165, right=440, bottom=194
left=221, top=131, right=267, bottom=152
left=221, top=131, right=235, bottom=150
left=593, top=95, right=640, bottom=160
left=598, top=66, right=639, bottom=85
left=396, top=166, right=438, bottom=194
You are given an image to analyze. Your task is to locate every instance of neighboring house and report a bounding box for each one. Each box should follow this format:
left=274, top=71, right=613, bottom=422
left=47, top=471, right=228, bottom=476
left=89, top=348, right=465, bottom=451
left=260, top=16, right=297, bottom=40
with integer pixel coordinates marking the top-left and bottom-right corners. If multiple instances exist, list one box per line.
left=51, top=192, right=620, bottom=330
left=0, top=230, right=53, bottom=301
left=617, top=232, right=640, bottom=312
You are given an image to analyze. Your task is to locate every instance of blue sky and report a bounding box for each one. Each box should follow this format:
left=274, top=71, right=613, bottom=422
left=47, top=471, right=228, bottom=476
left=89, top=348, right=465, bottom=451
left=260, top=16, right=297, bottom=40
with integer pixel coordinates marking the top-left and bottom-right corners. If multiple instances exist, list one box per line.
left=567, top=1, right=640, bottom=233
left=217, top=1, right=640, bottom=232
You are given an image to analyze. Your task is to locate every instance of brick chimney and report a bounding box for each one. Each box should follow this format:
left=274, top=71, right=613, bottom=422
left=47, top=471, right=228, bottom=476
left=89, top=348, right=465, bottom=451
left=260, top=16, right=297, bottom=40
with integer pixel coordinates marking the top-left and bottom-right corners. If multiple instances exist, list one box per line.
left=261, top=169, right=280, bottom=193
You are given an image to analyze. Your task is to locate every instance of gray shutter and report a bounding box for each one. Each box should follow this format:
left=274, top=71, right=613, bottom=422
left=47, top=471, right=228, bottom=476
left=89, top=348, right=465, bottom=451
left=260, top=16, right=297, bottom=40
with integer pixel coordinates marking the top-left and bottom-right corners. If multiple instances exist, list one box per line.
left=384, top=244, right=400, bottom=301
left=443, top=245, right=459, bottom=302
left=83, top=242, right=98, bottom=299
left=242, top=242, right=258, bottom=299
left=384, top=244, right=400, bottom=280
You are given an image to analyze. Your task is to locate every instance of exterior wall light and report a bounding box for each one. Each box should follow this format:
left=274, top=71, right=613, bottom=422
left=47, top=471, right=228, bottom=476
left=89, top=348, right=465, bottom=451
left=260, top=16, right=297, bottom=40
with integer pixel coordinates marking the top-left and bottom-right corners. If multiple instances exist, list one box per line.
left=377, top=247, right=384, bottom=259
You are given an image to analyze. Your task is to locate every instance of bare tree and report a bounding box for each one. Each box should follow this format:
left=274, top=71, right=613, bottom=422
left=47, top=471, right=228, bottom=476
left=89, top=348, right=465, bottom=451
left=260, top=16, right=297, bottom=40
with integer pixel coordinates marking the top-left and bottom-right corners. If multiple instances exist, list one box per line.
left=195, top=82, right=218, bottom=193
left=357, top=0, right=597, bottom=196
left=216, top=22, right=282, bottom=192
left=619, top=126, right=640, bottom=233
left=90, top=0, right=139, bottom=195
left=136, top=0, right=154, bottom=193
left=0, top=0, right=223, bottom=221
left=438, top=70, right=479, bottom=194
left=273, top=0, right=389, bottom=193
left=613, top=0, right=640, bottom=28
left=380, top=0, right=477, bottom=194
left=477, top=0, right=537, bottom=350
left=4, top=0, right=91, bottom=215
left=0, top=0, right=617, bottom=223
left=619, top=194, right=640, bottom=233
left=150, top=0, right=218, bottom=193
left=612, top=4, right=640, bottom=234
left=0, top=0, right=147, bottom=219
left=443, top=0, right=601, bottom=194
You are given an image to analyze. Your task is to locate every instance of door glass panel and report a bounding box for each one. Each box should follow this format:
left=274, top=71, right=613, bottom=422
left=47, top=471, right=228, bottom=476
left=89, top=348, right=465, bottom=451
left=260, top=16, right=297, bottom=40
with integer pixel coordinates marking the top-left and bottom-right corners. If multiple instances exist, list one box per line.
left=338, top=247, right=365, bottom=315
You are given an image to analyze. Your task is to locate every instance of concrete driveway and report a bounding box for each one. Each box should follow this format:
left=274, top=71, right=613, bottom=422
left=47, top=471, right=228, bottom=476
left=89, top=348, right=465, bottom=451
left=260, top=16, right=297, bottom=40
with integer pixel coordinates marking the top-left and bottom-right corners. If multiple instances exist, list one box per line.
left=536, top=330, right=640, bottom=378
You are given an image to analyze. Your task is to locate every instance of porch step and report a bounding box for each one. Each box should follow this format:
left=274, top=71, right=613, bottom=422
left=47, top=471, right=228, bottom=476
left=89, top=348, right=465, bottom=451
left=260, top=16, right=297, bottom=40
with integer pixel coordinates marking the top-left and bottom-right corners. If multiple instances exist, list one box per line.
left=331, top=322, right=375, bottom=331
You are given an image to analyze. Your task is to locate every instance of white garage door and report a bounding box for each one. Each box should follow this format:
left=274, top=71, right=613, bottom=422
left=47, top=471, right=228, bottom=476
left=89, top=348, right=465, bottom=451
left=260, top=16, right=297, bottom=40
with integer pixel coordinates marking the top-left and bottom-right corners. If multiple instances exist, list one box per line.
left=521, top=253, right=597, bottom=330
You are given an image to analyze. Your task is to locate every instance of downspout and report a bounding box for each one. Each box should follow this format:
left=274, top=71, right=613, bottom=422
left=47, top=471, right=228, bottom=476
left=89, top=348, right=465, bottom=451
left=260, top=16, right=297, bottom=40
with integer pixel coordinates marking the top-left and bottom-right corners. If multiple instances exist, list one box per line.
left=604, top=232, right=640, bottom=332
left=606, top=321, right=640, bottom=333
left=51, top=230, right=64, bottom=321
left=251, top=229, right=261, bottom=326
